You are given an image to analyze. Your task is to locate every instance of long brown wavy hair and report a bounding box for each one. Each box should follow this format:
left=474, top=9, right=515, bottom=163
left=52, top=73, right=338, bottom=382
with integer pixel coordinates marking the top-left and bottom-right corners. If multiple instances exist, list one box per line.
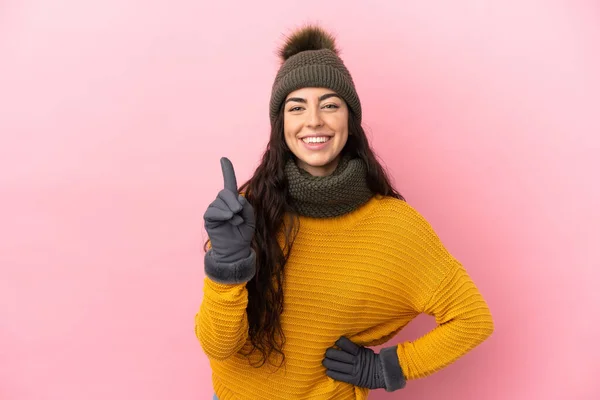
left=204, top=105, right=405, bottom=369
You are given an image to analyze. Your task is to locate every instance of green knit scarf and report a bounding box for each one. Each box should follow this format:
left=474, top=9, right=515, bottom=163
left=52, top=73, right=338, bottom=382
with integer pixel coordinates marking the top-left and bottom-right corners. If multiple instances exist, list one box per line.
left=284, top=154, right=373, bottom=218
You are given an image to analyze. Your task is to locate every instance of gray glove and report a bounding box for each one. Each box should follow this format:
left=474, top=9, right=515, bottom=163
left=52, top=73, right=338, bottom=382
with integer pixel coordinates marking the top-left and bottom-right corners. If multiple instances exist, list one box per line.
left=323, top=336, right=406, bottom=392
left=203, top=157, right=256, bottom=284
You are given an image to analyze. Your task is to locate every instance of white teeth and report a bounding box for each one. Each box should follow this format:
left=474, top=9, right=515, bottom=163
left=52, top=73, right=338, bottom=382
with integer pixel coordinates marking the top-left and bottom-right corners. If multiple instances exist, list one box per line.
left=302, top=136, right=330, bottom=143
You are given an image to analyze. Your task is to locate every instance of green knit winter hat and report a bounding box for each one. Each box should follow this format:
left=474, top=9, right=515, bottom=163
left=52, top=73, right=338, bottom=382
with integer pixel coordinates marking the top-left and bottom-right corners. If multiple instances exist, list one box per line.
left=269, top=25, right=362, bottom=124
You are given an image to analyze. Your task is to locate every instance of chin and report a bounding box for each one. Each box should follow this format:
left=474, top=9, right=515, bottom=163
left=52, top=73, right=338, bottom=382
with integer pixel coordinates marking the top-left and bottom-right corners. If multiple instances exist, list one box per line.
left=297, top=153, right=337, bottom=167
left=295, top=151, right=344, bottom=174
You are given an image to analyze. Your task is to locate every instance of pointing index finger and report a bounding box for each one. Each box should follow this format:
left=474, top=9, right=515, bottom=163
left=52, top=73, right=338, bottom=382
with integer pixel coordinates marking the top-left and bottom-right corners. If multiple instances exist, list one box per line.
left=220, top=157, right=238, bottom=193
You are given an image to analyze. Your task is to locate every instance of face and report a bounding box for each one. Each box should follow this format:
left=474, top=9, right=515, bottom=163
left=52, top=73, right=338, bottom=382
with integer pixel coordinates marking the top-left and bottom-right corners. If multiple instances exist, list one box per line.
left=283, top=87, right=349, bottom=177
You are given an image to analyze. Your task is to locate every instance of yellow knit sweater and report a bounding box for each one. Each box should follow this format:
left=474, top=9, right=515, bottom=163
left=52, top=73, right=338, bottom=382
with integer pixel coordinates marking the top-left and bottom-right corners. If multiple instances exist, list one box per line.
left=195, top=195, right=494, bottom=399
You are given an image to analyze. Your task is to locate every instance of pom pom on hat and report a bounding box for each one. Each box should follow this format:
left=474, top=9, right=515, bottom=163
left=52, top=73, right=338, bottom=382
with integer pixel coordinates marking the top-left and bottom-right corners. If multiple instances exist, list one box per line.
left=278, top=25, right=339, bottom=61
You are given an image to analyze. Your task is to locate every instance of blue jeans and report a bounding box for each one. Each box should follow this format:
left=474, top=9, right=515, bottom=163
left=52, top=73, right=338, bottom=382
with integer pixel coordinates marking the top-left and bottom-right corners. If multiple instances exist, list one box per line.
left=212, top=394, right=218, bottom=400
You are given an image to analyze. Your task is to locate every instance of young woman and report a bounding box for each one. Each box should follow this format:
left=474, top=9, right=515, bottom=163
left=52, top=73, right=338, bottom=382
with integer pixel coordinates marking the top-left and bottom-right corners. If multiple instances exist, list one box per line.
left=195, top=25, right=494, bottom=400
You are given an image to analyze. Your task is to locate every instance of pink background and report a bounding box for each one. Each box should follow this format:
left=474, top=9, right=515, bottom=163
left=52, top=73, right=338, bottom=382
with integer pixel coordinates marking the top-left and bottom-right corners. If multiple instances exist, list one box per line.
left=1, top=1, right=599, bottom=399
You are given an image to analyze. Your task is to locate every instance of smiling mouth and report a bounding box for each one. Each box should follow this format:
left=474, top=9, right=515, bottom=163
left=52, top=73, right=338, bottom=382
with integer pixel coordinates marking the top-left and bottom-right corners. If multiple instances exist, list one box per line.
left=300, top=136, right=332, bottom=144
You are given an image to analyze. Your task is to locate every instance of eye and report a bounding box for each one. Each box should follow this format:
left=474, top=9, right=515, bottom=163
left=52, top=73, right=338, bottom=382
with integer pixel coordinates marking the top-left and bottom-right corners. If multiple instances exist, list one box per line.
left=288, top=106, right=303, bottom=112
left=323, top=104, right=340, bottom=109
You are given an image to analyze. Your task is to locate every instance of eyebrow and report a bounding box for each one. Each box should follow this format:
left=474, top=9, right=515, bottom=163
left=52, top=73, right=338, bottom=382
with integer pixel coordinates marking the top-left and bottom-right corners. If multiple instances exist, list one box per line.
left=285, top=93, right=341, bottom=104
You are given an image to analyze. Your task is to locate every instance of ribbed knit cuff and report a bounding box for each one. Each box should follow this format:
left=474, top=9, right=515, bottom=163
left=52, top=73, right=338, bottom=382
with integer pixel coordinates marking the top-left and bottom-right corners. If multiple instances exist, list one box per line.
left=204, top=248, right=256, bottom=284
left=379, top=345, right=406, bottom=392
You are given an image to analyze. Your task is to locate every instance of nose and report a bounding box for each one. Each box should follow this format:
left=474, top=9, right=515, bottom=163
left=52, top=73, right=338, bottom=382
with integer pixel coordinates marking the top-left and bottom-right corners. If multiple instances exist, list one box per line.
left=306, top=107, right=324, bottom=128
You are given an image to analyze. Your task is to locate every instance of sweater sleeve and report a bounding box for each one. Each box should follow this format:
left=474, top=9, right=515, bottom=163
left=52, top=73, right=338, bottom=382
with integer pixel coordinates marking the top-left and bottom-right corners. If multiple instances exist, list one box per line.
left=195, top=277, right=251, bottom=361
left=393, top=203, right=494, bottom=380
left=396, top=261, right=494, bottom=380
